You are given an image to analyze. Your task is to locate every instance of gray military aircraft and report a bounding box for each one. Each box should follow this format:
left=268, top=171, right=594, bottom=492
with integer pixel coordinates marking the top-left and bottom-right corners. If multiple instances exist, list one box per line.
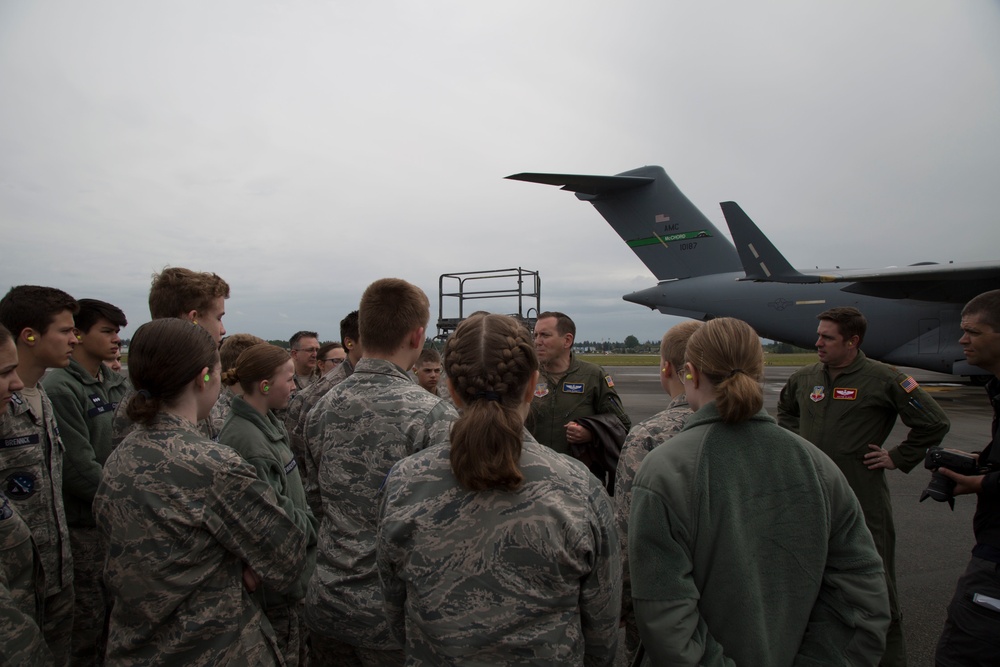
left=507, top=165, right=1000, bottom=376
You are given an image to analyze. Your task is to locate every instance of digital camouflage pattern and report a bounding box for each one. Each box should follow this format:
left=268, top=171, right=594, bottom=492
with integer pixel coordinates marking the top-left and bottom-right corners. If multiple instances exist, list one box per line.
left=0, top=491, right=52, bottom=666
left=613, top=394, right=690, bottom=656
left=209, top=385, right=235, bottom=436
left=303, top=357, right=457, bottom=650
left=94, top=411, right=309, bottom=667
left=377, top=435, right=622, bottom=666
left=0, top=388, right=74, bottom=663
left=111, top=391, right=219, bottom=448
left=287, top=359, right=354, bottom=518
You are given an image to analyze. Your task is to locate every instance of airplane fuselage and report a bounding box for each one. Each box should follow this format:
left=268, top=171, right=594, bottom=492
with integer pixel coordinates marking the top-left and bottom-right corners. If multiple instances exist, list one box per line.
left=625, top=274, right=968, bottom=375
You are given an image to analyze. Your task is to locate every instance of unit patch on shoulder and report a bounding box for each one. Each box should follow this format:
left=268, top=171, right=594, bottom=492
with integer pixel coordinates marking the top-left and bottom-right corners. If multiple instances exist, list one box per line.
left=605, top=375, right=615, bottom=388
left=810, top=386, right=825, bottom=402
left=900, top=376, right=919, bottom=393
left=563, top=382, right=584, bottom=394
left=833, top=388, right=858, bottom=400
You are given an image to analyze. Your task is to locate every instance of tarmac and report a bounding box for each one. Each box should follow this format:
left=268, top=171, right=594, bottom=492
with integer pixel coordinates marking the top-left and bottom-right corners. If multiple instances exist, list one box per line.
left=608, top=363, right=991, bottom=667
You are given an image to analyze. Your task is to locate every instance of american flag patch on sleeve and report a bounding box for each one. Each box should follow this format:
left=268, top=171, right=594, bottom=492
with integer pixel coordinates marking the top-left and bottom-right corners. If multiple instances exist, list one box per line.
left=900, top=376, right=919, bottom=393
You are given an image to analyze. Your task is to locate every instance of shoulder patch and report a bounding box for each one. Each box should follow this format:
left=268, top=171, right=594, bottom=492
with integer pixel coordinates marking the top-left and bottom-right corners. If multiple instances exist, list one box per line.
left=900, top=376, right=919, bottom=393
left=605, top=375, right=615, bottom=388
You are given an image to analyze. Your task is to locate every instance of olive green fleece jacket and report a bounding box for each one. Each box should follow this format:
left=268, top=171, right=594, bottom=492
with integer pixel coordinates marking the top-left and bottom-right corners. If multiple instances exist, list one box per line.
left=629, top=404, right=890, bottom=666
left=217, top=396, right=318, bottom=608
left=42, top=359, right=129, bottom=527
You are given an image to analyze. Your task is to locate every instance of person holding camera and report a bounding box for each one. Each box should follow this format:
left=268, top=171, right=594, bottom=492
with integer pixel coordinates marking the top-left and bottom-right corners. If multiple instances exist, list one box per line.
left=935, top=289, right=1000, bottom=665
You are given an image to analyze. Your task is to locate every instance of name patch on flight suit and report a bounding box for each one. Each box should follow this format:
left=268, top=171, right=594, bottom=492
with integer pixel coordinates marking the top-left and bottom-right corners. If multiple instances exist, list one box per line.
left=834, top=388, right=858, bottom=400
left=810, top=386, right=825, bottom=402
left=562, top=383, right=585, bottom=394
left=534, top=382, right=549, bottom=398
left=284, top=458, right=298, bottom=475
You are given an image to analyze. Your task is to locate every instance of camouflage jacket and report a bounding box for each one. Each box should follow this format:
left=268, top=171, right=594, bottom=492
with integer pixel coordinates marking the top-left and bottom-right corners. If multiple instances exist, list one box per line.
left=217, top=396, right=318, bottom=607
left=209, top=386, right=235, bottom=436
left=287, top=359, right=354, bottom=518
left=0, top=491, right=52, bottom=666
left=0, top=389, right=73, bottom=596
left=613, top=394, right=690, bottom=630
left=377, top=434, right=622, bottom=666
left=94, top=412, right=309, bottom=667
left=302, top=357, right=457, bottom=649
left=112, top=391, right=218, bottom=448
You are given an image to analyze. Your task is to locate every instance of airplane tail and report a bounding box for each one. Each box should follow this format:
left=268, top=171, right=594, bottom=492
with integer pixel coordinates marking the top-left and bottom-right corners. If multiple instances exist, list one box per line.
left=720, top=201, right=811, bottom=282
left=507, top=166, right=741, bottom=281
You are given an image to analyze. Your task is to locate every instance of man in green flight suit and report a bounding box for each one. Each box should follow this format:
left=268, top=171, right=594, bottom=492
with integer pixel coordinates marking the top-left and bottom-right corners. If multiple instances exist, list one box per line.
left=527, top=311, right=630, bottom=492
left=778, top=306, right=950, bottom=667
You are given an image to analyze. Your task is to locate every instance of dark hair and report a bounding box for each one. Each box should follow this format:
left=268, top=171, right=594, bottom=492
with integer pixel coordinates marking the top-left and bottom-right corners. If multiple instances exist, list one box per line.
left=75, top=299, right=127, bottom=333
left=536, top=311, right=576, bottom=338
left=444, top=313, right=538, bottom=491
left=222, top=343, right=290, bottom=395
left=148, top=267, right=230, bottom=320
left=317, top=341, right=344, bottom=359
left=963, top=290, right=1000, bottom=332
left=818, top=306, right=867, bottom=346
left=684, top=317, right=764, bottom=423
left=0, top=324, right=12, bottom=346
left=219, top=333, right=266, bottom=373
left=359, top=279, right=429, bottom=355
left=417, top=348, right=441, bottom=365
left=0, top=285, right=79, bottom=338
left=127, top=319, right=219, bottom=425
left=289, top=331, right=319, bottom=349
left=340, top=310, right=360, bottom=345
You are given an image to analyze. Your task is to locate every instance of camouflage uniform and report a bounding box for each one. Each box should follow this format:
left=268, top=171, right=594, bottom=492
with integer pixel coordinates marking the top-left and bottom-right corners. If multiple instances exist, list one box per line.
left=0, top=389, right=74, bottom=664
left=286, top=359, right=354, bottom=518
left=217, top=396, right=318, bottom=667
left=43, top=359, right=129, bottom=665
left=303, top=357, right=457, bottom=656
left=612, top=395, right=690, bottom=658
left=377, top=434, right=622, bottom=666
left=112, top=391, right=218, bottom=447
left=94, top=412, right=309, bottom=667
left=209, top=385, right=235, bottom=435
left=1, top=491, right=53, bottom=666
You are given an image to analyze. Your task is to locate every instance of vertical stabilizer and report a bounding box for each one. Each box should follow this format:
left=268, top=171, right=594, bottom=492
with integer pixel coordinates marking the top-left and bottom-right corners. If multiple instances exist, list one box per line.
left=507, top=166, right=741, bottom=281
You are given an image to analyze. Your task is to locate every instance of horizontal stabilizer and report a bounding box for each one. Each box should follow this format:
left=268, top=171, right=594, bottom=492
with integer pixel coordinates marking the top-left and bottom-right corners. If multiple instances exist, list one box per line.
left=506, top=172, right=653, bottom=197
left=721, top=201, right=811, bottom=282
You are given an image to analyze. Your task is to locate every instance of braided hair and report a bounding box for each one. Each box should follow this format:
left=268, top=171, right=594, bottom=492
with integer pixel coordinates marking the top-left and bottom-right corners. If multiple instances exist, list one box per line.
left=444, top=313, right=538, bottom=491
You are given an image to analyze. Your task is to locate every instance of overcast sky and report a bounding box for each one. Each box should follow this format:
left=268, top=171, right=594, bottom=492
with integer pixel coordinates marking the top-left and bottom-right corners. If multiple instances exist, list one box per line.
left=2, top=1, right=998, bottom=344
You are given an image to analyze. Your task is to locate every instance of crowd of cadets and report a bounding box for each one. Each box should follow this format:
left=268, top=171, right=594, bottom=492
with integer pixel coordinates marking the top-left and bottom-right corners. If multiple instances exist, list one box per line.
left=0, top=267, right=995, bottom=666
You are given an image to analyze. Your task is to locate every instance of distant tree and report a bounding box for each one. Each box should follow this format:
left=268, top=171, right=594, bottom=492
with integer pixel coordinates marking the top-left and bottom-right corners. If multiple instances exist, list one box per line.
left=624, top=335, right=639, bottom=352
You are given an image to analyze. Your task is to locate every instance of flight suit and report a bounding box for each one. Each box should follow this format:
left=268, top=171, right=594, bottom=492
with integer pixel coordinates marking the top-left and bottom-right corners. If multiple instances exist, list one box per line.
left=778, top=350, right=950, bottom=667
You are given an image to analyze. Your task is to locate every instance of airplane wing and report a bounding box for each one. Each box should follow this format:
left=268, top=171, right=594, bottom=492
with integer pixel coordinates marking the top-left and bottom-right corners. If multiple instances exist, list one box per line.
left=721, top=200, right=1000, bottom=301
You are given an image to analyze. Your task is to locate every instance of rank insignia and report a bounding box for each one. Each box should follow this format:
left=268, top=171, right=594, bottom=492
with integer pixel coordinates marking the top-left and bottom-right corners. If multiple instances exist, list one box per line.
left=809, top=386, right=825, bottom=402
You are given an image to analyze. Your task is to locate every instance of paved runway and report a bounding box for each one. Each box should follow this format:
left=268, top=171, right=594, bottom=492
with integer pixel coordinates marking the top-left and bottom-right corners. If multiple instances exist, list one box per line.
left=607, top=364, right=991, bottom=667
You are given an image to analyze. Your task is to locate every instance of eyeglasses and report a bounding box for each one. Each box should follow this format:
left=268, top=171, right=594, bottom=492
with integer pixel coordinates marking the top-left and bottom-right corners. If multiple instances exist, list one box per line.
left=293, top=347, right=320, bottom=354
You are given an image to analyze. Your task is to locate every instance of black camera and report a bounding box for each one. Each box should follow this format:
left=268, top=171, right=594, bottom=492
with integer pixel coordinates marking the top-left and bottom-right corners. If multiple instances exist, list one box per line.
left=920, top=447, right=988, bottom=510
